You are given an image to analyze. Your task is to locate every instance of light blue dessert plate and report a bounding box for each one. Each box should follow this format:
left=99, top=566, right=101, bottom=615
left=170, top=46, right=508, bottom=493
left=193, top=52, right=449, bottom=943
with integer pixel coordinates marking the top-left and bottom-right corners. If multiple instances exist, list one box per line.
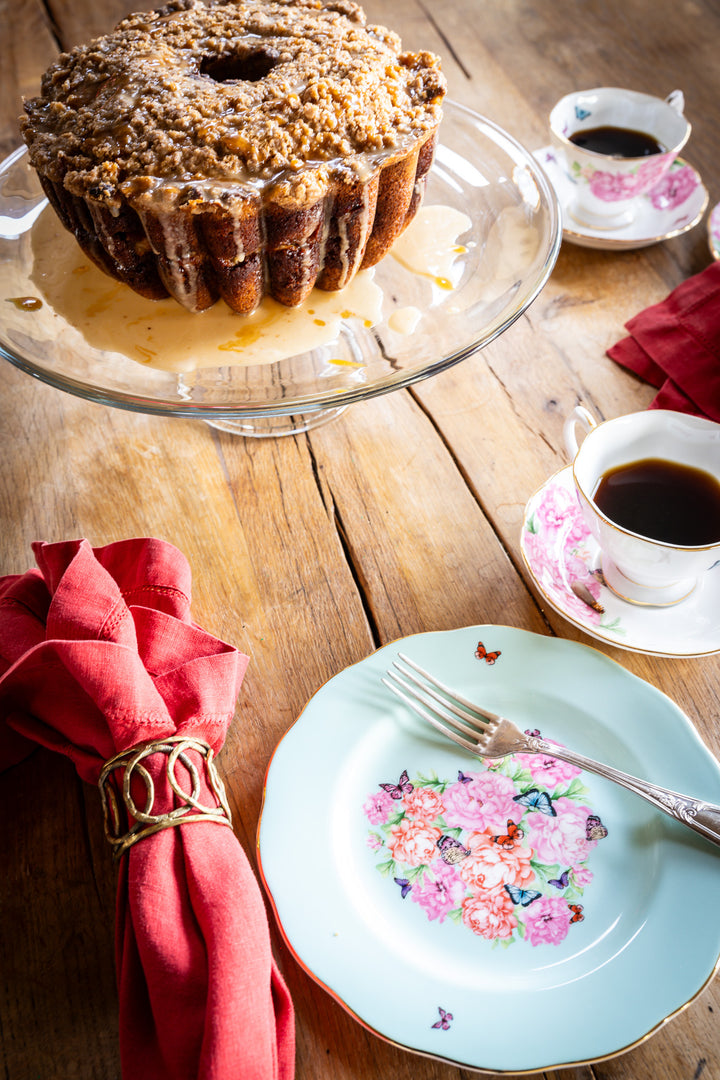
left=257, top=626, right=720, bottom=1073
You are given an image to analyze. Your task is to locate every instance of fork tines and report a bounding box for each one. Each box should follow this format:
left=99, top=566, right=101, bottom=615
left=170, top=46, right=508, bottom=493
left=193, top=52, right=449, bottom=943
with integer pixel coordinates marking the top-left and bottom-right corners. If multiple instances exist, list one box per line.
left=382, top=653, right=501, bottom=756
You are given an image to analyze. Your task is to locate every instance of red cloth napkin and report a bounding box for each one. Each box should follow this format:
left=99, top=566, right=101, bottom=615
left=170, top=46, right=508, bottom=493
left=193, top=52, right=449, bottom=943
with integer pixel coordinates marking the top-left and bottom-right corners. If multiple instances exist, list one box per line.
left=0, top=538, right=294, bottom=1080
left=607, top=259, right=720, bottom=421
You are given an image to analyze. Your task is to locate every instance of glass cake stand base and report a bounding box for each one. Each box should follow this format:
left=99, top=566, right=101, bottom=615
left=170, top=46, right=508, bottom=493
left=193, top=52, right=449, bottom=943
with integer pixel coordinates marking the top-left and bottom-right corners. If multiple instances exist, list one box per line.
left=204, top=406, right=347, bottom=438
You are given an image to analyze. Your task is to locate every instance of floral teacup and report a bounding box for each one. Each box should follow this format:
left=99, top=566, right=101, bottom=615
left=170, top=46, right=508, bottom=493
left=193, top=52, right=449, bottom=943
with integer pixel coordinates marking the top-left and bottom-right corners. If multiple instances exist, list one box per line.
left=563, top=407, right=720, bottom=606
left=550, top=87, right=690, bottom=229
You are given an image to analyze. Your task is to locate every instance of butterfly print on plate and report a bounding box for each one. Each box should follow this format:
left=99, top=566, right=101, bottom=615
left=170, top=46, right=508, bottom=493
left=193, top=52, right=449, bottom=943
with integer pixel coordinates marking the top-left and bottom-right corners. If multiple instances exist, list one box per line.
left=475, top=641, right=501, bottom=664
left=380, top=769, right=414, bottom=800
left=432, top=1007, right=453, bottom=1030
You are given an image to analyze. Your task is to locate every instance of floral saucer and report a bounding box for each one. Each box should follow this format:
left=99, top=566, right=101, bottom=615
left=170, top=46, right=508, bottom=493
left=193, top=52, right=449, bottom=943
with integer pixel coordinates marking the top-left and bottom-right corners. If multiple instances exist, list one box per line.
left=709, top=201, right=720, bottom=260
left=534, top=147, right=708, bottom=250
left=520, top=466, right=720, bottom=656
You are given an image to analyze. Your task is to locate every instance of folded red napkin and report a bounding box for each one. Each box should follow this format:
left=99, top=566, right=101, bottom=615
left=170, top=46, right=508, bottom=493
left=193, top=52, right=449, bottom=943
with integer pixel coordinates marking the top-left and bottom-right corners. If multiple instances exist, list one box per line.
left=607, top=259, right=720, bottom=421
left=0, top=538, right=294, bottom=1080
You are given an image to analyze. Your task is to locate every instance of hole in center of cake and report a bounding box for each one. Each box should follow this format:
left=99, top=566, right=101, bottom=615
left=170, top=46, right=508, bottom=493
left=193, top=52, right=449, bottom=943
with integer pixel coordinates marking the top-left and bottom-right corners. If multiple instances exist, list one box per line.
left=200, top=48, right=280, bottom=83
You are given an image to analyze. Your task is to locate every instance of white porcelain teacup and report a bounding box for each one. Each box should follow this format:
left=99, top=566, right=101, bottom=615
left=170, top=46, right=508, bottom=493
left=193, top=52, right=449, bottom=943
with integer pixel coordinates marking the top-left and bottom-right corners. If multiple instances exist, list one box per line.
left=563, top=407, right=720, bottom=606
left=549, top=88, right=690, bottom=229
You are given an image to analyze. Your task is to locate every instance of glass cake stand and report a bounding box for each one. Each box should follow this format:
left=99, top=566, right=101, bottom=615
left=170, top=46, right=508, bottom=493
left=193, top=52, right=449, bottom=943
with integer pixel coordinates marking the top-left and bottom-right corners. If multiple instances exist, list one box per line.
left=0, top=101, right=561, bottom=437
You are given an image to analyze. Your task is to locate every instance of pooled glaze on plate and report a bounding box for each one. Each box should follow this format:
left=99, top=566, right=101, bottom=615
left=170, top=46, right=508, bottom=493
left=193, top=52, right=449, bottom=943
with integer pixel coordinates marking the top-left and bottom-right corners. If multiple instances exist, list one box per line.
left=3, top=202, right=471, bottom=373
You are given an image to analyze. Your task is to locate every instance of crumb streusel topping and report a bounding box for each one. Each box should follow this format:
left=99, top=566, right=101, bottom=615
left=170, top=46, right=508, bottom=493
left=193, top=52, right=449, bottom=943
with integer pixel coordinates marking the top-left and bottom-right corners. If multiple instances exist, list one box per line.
left=21, top=0, right=445, bottom=209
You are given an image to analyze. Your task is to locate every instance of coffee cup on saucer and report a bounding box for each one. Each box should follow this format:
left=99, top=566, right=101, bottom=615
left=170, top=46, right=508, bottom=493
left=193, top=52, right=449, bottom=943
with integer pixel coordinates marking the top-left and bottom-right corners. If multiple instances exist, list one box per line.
left=549, top=88, right=691, bottom=230
left=563, top=407, right=720, bottom=607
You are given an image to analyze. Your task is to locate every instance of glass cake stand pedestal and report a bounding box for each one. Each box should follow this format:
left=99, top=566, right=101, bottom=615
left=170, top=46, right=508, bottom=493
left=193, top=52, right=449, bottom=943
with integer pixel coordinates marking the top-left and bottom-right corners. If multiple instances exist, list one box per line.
left=0, top=102, right=561, bottom=438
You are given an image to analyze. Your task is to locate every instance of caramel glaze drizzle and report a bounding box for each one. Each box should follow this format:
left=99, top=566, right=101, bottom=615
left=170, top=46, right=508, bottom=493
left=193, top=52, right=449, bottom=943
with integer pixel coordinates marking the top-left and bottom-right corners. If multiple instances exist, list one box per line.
left=7, top=296, right=43, bottom=311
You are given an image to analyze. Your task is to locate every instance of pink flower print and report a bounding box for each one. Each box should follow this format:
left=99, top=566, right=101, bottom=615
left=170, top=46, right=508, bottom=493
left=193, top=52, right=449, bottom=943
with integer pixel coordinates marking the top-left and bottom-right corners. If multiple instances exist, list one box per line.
left=571, top=865, right=594, bottom=888
left=522, top=529, right=552, bottom=577
left=526, top=536, right=566, bottom=591
left=565, top=513, right=591, bottom=548
left=366, top=763, right=606, bottom=949
left=537, top=484, right=578, bottom=532
left=525, top=798, right=596, bottom=866
left=364, top=789, right=395, bottom=824
left=387, top=816, right=442, bottom=867
left=403, top=785, right=445, bottom=822
left=635, top=156, right=672, bottom=192
left=525, top=540, right=601, bottom=629
left=588, top=169, right=641, bottom=202
left=460, top=830, right=536, bottom=892
left=565, top=548, right=591, bottom=581
left=461, top=886, right=518, bottom=940
left=649, top=163, right=698, bottom=210
left=443, top=771, right=524, bottom=833
left=411, top=860, right=467, bottom=922
left=523, top=895, right=573, bottom=946
left=513, top=741, right=582, bottom=790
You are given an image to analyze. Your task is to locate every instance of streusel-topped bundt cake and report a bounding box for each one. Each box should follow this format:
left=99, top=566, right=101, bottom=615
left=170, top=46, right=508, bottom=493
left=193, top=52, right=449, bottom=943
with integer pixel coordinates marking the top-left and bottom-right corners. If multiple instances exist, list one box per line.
left=20, top=0, right=446, bottom=313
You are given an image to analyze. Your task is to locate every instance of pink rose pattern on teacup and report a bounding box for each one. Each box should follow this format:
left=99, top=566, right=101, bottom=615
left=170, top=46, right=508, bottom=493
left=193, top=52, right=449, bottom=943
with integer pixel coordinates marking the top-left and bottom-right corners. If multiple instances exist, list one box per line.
left=522, top=478, right=626, bottom=637
left=365, top=725, right=608, bottom=947
left=648, top=162, right=699, bottom=210
left=557, top=151, right=698, bottom=209
left=582, top=155, right=671, bottom=202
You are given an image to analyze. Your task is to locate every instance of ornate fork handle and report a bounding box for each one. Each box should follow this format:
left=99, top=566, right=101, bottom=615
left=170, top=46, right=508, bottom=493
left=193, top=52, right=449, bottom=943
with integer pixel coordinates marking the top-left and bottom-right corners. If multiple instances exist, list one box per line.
left=523, top=733, right=720, bottom=848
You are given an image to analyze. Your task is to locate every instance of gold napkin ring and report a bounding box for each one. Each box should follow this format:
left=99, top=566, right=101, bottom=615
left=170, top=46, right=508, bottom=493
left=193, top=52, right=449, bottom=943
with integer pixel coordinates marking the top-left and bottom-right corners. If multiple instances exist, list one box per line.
left=98, top=736, right=233, bottom=860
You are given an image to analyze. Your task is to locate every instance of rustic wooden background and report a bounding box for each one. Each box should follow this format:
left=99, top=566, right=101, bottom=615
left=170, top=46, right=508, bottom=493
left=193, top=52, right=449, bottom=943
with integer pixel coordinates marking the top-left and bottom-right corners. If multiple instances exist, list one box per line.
left=1, top=0, right=719, bottom=1078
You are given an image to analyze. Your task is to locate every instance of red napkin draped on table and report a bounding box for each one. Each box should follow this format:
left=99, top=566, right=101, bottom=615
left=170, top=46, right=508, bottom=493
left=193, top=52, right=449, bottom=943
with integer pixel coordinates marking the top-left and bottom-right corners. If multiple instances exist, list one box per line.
left=607, top=259, right=720, bottom=421
left=0, top=538, right=294, bottom=1080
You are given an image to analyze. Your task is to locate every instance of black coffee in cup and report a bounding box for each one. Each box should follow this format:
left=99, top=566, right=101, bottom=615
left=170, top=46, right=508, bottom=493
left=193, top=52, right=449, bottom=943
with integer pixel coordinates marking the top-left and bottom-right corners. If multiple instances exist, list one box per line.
left=569, top=126, right=665, bottom=157
left=593, top=458, right=720, bottom=545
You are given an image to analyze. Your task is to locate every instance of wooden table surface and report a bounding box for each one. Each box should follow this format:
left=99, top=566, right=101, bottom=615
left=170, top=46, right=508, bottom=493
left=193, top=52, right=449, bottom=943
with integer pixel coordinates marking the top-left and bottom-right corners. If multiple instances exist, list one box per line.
left=1, top=0, right=719, bottom=1078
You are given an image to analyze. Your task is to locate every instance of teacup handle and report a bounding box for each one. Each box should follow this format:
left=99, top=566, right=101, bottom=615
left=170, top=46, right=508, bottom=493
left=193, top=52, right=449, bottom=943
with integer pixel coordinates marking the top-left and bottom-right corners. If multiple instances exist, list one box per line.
left=563, top=405, right=598, bottom=459
left=665, top=89, right=685, bottom=114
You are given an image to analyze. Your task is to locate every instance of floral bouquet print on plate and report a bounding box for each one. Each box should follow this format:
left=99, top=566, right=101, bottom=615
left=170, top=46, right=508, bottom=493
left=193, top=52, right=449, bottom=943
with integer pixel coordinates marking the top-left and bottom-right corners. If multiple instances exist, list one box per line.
left=365, top=736, right=608, bottom=948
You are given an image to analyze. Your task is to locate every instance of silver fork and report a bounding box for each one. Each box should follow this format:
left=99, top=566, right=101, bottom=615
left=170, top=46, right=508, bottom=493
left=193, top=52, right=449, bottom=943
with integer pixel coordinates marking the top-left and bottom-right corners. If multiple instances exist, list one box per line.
left=383, top=652, right=720, bottom=848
